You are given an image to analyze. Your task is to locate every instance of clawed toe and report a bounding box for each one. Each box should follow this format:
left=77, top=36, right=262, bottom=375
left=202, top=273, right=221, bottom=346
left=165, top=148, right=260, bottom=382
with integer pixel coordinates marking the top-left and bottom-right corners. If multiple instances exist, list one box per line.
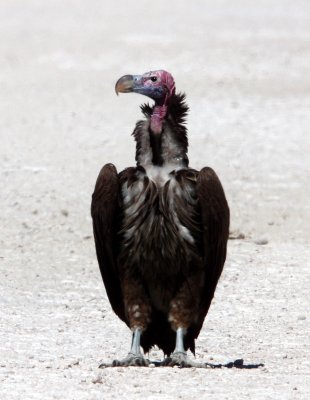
left=162, top=352, right=199, bottom=368
left=112, top=356, right=149, bottom=367
left=99, top=353, right=149, bottom=368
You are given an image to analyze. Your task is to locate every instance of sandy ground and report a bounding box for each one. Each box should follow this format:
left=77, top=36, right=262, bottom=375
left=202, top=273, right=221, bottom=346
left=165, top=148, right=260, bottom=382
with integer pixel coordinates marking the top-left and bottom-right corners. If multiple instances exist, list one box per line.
left=0, top=0, right=310, bottom=399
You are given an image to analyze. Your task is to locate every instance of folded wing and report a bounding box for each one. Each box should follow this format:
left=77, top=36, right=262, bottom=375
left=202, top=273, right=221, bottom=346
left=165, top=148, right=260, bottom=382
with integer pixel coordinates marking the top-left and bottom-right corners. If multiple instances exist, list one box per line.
left=91, top=163, right=127, bottom=324
left=195, top=167, right=230, bottom=332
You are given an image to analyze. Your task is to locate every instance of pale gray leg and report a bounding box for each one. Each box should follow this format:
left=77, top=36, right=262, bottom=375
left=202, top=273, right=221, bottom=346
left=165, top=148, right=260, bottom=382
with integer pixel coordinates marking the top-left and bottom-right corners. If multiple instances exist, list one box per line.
left=99, top=328, right=149, bottom=368
left=162, top=327, right=200, bottom=368
left=129, top=327, right=142, bottom=356
left=174, top=327, right=186, bottom=353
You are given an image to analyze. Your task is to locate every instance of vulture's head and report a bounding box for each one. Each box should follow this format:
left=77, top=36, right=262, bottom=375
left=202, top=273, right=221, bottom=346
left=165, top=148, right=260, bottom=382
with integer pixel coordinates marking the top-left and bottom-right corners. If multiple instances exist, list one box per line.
left=115, top=70, right=175, bottom=105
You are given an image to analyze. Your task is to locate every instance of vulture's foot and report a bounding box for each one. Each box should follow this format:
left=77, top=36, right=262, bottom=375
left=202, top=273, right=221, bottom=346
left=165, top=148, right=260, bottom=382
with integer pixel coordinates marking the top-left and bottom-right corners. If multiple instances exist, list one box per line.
left=99, top=352, right=149, bottom=368
left=99, top=328, right=149, bottom=367
left=162, top=351, right=200, bottom=368
left=112, top=352, right=149, bottom=367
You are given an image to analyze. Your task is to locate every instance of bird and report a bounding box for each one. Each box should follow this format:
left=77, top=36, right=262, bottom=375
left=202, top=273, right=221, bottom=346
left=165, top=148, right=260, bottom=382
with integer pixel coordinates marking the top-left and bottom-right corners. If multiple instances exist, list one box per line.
left=91, top=70, right=230, bottom=367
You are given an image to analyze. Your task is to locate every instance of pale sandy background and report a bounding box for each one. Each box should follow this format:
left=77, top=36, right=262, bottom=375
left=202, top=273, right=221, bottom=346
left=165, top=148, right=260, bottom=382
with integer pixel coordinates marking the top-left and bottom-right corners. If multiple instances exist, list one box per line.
left=0, top=1, right=309, bottom=399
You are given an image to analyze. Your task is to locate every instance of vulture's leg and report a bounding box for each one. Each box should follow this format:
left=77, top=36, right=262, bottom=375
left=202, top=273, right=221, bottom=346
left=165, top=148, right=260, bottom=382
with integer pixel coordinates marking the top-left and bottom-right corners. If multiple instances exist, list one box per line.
left=163, top=271, right=203, bottom=368
left=99, top=328, right=149, bottom=368
left=162, top=328, right=200, bottom=368
left=175, top=326, right=186, bottom=353
left=99, top=274, right=151, bottom=367
left=111, top=328, right=150, bottom=367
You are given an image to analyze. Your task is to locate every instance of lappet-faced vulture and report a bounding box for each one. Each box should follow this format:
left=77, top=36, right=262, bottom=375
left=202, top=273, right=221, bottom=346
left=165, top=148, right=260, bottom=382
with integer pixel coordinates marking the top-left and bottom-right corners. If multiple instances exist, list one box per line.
left=91, top=70, right=229, bottom=367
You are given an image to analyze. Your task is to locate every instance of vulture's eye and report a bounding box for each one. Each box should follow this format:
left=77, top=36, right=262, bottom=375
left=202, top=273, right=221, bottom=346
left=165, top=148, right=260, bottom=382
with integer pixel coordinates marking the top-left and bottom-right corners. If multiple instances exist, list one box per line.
left=150, top=76, right=157, bottom=82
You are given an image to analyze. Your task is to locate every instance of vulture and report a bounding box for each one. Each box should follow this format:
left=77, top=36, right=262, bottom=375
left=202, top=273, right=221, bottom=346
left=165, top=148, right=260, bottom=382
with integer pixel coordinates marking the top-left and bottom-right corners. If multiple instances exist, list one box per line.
left=91, top=70, right=229, bottom=367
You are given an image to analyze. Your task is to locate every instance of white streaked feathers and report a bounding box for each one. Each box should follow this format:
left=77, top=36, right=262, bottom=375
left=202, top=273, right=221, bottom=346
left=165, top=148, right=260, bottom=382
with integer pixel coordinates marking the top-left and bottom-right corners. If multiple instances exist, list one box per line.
left=122, top=166, right=195, bottom=244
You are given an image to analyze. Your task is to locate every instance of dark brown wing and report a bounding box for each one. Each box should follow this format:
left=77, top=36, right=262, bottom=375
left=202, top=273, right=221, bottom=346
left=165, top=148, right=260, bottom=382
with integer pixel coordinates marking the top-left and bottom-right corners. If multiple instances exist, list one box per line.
left=195, top=167, right=230, bottom=330
left=91, top=163, right=127, bottom=324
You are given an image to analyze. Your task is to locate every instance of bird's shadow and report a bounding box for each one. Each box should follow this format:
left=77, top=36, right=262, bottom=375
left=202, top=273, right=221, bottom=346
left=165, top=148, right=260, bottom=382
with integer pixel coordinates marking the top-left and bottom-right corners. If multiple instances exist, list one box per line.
left=99, top=357, right=264, bottom=369
left=151, top=358, right=264, bottom=369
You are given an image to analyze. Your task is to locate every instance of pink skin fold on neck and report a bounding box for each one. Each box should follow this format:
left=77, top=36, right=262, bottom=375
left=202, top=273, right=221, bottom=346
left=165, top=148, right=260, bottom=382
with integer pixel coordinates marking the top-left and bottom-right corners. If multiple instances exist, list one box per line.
left=148, top=70, right=176, bottom=134
left=150, top=105, right=168, bottom=134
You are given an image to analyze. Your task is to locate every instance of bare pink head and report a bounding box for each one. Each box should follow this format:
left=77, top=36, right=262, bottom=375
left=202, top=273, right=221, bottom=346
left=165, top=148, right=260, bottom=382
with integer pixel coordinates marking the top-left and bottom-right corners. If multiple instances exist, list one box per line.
left=115, top=70, right=176, bottom=134
left=115, top=69, right=175, bottom=105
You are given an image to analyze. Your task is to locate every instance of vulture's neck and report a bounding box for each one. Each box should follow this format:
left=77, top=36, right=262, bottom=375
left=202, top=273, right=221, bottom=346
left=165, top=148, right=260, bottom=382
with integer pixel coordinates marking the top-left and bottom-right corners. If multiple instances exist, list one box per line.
left=133, top=93, right=189, bottom=172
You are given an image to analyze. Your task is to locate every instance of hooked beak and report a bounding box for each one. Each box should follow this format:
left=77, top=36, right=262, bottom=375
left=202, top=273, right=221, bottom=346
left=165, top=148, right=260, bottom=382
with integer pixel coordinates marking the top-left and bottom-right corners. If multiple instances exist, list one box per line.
left=115, top=74, right=166, bottom=100
left=115, top=75, right=142, bottom=95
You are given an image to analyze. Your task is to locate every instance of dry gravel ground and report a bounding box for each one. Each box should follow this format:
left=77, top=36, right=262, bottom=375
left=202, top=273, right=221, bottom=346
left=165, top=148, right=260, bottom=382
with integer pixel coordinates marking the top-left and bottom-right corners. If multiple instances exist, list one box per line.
left=0, top=1, right=310, bottom=399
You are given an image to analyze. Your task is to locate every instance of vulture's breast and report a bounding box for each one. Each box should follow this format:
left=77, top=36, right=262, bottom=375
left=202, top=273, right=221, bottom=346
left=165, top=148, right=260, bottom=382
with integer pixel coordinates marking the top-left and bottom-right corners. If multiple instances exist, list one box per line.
left=119, top=166, right=201, bottom=280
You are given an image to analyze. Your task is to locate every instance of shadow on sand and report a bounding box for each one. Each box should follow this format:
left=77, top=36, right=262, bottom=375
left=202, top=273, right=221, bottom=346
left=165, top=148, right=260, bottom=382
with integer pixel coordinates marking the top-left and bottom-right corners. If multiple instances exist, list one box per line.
left=151, top=358, right=264, bottom=369
left=202, top=358, right=264, bottom=369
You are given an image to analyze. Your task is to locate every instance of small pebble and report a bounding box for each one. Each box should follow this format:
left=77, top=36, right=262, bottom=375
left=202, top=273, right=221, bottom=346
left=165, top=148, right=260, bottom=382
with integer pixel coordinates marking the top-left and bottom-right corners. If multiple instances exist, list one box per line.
left=92, top=375, right=103, bottom=384
left=298, top=315, right=306, bottom=321
left=149, top=363, right=155, bottom=368
left=254, top=238, right=268, bottom=245
left=61, top=209, right=69, bottom=217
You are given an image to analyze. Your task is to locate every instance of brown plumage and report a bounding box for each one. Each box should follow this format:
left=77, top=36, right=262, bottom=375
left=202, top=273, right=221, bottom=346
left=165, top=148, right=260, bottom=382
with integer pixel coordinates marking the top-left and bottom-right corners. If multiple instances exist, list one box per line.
left=91, top=71, right=229, bottom=367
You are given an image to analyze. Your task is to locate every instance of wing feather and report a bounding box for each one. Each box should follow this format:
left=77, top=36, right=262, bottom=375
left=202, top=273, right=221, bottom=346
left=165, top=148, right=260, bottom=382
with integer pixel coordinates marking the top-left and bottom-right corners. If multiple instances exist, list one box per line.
left=196, top=167, right=230, bottom=320
left=91, top=163, right=127, bottom=323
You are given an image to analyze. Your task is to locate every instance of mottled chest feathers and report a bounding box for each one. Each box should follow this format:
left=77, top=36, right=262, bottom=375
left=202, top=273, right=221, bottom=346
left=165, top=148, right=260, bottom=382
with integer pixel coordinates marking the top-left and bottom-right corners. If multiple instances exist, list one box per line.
left=119, top=167, right=201, bottom=253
